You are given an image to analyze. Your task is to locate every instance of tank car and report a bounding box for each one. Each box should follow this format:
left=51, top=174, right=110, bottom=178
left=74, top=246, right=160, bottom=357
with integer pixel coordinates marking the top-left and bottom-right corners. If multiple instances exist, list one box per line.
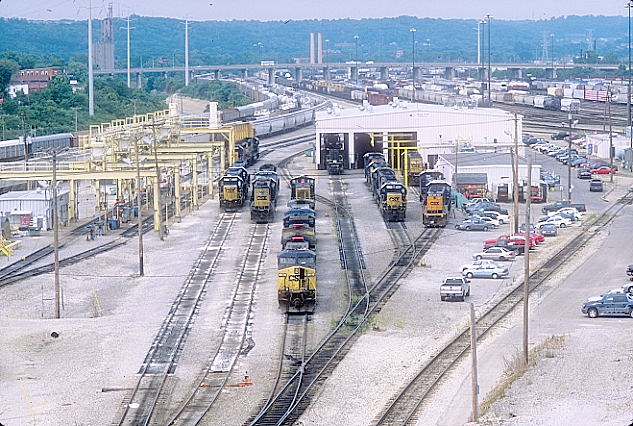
left=422, top=179, right=452, bottom=228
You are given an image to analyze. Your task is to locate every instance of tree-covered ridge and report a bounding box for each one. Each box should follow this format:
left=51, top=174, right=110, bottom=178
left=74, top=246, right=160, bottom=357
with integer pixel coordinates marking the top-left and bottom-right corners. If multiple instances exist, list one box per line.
left=0, top=15, right=630, bottom=66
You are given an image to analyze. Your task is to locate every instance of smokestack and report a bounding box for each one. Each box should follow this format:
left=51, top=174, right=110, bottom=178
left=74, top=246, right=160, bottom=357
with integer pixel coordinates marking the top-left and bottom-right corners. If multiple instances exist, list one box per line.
left=317, top=33, right=323, bottom=64
left=310, top=32, right=315, bottom=64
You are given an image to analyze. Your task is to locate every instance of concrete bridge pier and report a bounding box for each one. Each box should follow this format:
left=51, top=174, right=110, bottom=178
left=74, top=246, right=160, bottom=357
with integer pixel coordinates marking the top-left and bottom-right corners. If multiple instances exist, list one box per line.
left=295, top=67, right=303, bottom=83
left=350, top=66, right=359, bottom=81
left=267, top=68, right=275, bottom=85
left=444, top=66, right=456, bottom=80
left=508, top=68, right=523, bottom=79
left=379, top=66, right=389, bottom=81
left=545, top=67, right=556, bottom=79
left=323, top=66, right=331, bottom=81
left=478, top=67, right=489, bottom=82
left=242, top=69, right=248, bottom=79
left=213, top=70, right=221, bottom=80
left=136, top=72, right=142, bottom=89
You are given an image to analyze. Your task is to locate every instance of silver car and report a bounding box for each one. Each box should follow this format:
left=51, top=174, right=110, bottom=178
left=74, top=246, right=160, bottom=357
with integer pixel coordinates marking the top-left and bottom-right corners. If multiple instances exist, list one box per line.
left=472, top=247, right=517, bottom=261
left=461, top=262, right=509, bottom=279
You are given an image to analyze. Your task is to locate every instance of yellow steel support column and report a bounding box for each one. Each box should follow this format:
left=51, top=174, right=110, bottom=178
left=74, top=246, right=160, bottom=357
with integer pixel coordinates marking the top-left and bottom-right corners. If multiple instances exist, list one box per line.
left=117, top=178, right=123, bottom=199
left=68, top=180, right=77, bottom=222
left=153, top=177, right=160, bottom=231
left=175, top=169, right=182, bottom=221
left=192, top=157, right=199, bottom=209
left=96, top=180, right=103, bottom=220
left=207, top=153, right=213, bottom=197
left=403, top=149, right=409, bottom=188
left=220, top=143, right=226, bottom=172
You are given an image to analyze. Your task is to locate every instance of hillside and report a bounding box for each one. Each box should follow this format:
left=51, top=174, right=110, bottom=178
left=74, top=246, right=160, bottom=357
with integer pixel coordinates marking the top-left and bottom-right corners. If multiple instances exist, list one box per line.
left=0, top=15, right=628, bottom=68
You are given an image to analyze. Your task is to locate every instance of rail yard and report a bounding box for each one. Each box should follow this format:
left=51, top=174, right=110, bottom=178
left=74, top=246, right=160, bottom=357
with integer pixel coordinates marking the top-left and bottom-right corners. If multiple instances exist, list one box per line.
left=3, top=14, right=633, bottom=426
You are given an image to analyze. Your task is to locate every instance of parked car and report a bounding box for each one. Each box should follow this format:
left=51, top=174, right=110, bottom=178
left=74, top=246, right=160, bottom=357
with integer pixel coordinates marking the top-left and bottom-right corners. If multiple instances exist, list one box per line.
left=581, top=293, right=633, bottom=318
left=540, top=223, right=558, bottom=236
left=537, top=215, right=572, bottom=228
left=483, top=210, right=510, bottom=224
left=464, top=197, right=493, bottom=208
left=460, top=259, right=500, bottom=272
left=472, top=247, right=517, bottom=261
left=455, top=218, right=491, bottom=231
left=469, top=203, right=509, bottom=215
left=577, top=168, right=592, bottom=179
left=542, top=200, right=586, bottom=213
left=589, top=179, right=604, bottom=192
left=548, top=207, right=583, bottom=221
left=440, top=277, right=471, bottom=302
left=551, top=131, right=570, bottom=140
left=461, top=262, right=509, bottom=279
left=469, top=215, right=500, bottom=228
left=586, top=288, right=633, bottom=303
left=590, top=166, right=617, bottom=175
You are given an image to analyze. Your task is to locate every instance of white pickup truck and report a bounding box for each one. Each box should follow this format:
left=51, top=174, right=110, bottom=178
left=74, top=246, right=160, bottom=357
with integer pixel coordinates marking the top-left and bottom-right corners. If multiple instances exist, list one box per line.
left=440, top=277, right=471, bottom=302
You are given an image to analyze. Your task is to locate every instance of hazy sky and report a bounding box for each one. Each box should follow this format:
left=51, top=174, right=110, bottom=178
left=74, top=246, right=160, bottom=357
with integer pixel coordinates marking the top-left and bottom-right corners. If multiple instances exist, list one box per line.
left=1, top=0, right=629, bottom=21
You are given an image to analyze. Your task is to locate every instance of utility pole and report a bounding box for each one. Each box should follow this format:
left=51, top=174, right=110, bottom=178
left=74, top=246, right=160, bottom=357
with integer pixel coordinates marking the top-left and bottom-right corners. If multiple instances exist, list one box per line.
left=126, top=16, right=132, bottom=88
left=184, top=20, right=190, bottom=87
left=567, top=114, right=573, bottom=201
left=88, top=0, right=94, bottom=116
left=150, top=118, right=164, bottom=240
left=486, top=14, right=492, bottom=104
left=608, top=87, right=614, bottom=183
left=469, top=302, right=479, bottom=422
left=522, top=153, right=532, bottom=366
left=49, top=149, right=68, bottom=318
left=512, top=113, right=520, bottom=234
left=628, top=1, right=632, bottom=171
left=134, top=136, right=144, bottom=276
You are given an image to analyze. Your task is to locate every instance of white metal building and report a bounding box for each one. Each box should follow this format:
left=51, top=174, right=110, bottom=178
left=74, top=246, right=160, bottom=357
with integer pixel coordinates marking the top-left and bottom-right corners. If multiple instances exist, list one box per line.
left=435, top=152, right=541, bottom=194
left=585, top=133, right=630, bottom=160
left=314, top=100, right=522, bottom=170
left=0, top=189, right=69, bottom=230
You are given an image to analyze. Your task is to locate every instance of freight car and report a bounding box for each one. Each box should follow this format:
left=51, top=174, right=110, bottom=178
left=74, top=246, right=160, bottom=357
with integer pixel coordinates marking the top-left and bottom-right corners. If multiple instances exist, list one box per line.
left=0, top=133, right=76, bottom=162
left=250, top=177, right=275, bottom=223
left=422, top=179, right=452, bottom=227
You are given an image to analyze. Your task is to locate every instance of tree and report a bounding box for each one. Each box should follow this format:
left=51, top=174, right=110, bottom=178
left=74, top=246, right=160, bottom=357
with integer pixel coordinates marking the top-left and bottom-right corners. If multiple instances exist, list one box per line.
left=0, top=58, right=19, bottom=93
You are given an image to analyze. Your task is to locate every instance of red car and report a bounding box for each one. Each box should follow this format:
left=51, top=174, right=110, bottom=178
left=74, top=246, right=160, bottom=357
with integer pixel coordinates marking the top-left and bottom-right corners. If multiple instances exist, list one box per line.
left=590, top=166, right=617, bottom=175
left=516, top=232, right=544, bottom=244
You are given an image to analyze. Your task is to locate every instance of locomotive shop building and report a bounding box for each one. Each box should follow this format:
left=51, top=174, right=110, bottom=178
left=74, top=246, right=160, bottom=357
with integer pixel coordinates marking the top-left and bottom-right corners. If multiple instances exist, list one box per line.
left=314, top=100, right=522, bottom=170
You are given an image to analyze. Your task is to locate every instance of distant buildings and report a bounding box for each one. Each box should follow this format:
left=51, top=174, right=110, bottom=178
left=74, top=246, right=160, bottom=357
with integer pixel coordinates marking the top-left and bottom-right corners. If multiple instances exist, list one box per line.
left=8, top=67, right=64, bottom=97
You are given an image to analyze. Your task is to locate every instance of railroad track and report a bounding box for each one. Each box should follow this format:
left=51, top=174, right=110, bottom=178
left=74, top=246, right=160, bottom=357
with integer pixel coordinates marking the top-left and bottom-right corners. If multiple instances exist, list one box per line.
left=372, top=191, right=633, bottom=426
left=113, top=212, right=237, bottom=426
left=165, top=223, right=269, bottom=425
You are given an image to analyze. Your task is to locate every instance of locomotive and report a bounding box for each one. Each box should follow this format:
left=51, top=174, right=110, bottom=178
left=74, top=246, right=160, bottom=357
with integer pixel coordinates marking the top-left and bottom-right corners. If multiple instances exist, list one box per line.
left=422, top=179, right=452, bottom=228
left=234, top=137, right=260, bottom=167
left=290, top=175, right=316, bottom=201
left=364, top=152, right=407, bottom=222
left=218, top=166, right=249, bottom=211
left=250, top=177, right=275, bottom=223
left=324, top=136, right=344, bottom=175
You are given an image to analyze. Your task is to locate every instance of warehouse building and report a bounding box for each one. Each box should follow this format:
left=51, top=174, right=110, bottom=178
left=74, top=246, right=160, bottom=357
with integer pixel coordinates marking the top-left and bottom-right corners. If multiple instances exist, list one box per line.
left=314, top=100, right=522, bottom=170
left=435, top=152, right=542, bottom=200
left=0, top=188, right=69, bottom=231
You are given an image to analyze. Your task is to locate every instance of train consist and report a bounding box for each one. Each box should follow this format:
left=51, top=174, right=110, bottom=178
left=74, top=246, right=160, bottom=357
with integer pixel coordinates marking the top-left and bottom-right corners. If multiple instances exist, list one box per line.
left=234, top=137, right=260, bottom=167
left=363, top=152, right=407, bottom=222
left=278, top=174, right=317, bottom=312
left=218, top=166, right=250, bottom=211
left=419, top=171, right=452, bottom=228
left=0, top=133, right=77, bottom=162
left=250, top=165, right=279, bottom=223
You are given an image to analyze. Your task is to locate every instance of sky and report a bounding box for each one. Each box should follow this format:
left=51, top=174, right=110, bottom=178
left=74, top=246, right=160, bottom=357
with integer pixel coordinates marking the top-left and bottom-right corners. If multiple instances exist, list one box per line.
left=0, top=0, right=629, bottom=21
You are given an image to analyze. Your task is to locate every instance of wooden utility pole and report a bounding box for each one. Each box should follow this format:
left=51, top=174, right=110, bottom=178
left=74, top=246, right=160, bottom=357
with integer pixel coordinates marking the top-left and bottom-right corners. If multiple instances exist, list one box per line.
left=53, top=151, right=61, bottom=319
left=134, top=137, right=144, bottom=276
left=512, top=113, right=520, bottom=234
left=470, top=302, right=479, bottom=422
left=608, top=87, right=614, bottom=184
left=522, top=153, right=532, bottom=365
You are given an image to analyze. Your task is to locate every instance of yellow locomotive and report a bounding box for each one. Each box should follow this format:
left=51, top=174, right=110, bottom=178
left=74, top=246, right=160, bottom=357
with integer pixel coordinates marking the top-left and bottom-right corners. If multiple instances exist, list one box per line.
left=277, top=244, right=316, bottom=313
